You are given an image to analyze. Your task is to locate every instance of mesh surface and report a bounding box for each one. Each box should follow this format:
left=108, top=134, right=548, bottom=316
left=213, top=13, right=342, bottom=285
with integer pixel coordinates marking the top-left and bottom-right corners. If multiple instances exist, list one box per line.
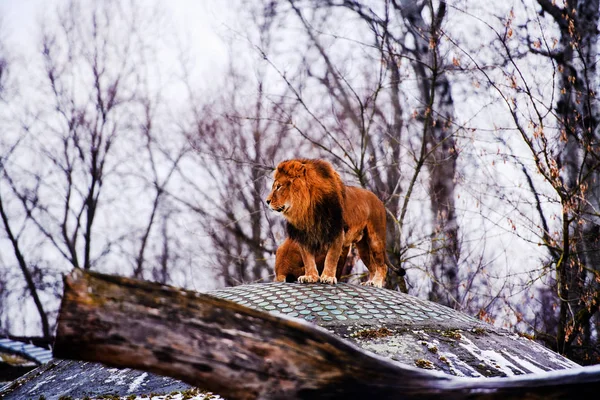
left=211, top=282, right=479, bottom=326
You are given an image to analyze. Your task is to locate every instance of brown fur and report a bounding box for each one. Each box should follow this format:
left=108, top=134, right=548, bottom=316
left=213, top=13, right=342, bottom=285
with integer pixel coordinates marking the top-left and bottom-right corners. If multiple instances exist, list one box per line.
left=266, top=158, right=388, bottom=287
left=274, top=238, right=349, bottom=282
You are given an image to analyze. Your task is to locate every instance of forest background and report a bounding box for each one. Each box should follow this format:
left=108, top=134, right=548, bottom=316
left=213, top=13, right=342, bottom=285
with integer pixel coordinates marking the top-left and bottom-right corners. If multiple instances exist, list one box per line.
left=0, top=0, right=598, bottom=366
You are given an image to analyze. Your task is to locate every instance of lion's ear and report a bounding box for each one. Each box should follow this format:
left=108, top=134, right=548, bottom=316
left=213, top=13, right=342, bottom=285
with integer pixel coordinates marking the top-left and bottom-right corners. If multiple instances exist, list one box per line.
left=297, top=163, right=307, bottom=176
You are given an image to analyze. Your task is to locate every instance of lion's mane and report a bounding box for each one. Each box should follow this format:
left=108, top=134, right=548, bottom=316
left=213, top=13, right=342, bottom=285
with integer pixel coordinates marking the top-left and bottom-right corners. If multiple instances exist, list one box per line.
left=274, top=159, right=346, bottom=253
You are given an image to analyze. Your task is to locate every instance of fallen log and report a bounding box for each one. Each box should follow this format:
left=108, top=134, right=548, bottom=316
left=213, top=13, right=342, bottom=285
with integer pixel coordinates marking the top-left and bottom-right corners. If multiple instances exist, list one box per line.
left=54, top=268, right=600, bottom=399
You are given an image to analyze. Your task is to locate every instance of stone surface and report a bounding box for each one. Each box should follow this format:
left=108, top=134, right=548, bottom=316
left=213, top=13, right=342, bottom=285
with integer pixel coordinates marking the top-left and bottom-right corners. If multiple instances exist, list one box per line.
left=0, top=359, right=194, bottom=400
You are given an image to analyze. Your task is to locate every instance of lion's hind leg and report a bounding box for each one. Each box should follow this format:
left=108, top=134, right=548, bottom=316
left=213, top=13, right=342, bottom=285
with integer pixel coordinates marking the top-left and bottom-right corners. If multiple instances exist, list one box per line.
left=356, top=231, right=386, bottom=288
left=335, top=245, right=351, bottom=281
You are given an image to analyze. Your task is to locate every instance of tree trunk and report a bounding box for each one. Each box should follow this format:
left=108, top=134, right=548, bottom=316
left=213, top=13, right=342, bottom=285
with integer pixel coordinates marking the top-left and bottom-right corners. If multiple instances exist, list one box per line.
left=397, top=0, right=460, bottom=307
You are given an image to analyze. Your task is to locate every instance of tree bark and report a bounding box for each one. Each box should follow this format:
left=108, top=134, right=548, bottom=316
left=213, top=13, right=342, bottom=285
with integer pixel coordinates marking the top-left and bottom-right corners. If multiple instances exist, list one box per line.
left=54, top=268, right=600, bottom=400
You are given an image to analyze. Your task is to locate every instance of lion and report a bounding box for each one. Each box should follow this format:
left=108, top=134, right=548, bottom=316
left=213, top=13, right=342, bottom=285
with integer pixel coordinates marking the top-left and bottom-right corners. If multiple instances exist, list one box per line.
left=266, top=158, right=389, bottom=287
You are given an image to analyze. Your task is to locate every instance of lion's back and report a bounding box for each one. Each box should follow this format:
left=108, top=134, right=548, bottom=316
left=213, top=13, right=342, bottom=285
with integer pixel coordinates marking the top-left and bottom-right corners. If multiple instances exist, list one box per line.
left=343, top=186, right=387, bottom=242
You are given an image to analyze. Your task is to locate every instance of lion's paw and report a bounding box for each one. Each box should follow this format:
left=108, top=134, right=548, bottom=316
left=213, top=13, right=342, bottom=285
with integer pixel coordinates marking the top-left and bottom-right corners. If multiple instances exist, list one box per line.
left=319, top=275, right=337, bottom=285
left=298, top=274, right=319, bottom=284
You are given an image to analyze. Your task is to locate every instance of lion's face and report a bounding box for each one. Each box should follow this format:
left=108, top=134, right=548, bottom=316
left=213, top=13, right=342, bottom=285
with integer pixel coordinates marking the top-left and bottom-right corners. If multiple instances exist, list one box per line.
left=265, top=160, right=307, bottom=216
left=266, top=175, right=294, bottom=214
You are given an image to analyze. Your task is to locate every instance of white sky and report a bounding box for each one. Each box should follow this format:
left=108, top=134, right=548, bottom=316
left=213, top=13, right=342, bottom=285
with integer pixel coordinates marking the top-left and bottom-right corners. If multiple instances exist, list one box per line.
left=0, top=0, right=229, bottom=80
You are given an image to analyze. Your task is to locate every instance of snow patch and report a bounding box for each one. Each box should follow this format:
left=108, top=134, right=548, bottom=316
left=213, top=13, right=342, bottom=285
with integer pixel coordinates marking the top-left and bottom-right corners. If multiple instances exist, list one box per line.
left=478, top=349, right=524, bottom=376
left=122, top=391, right=225, bottom=400
left=64, top=372, right=80, bottom=381
left=458, top=337, right=525, bottom=375
left=501, top=351, right=547, bottom=374
left=27, top=373, right=56, bottom=394
left=128, top=372, right=148, bottom=393
left=438, top=351, right=482, bottom=377
left=104, top=368, right=131, bottom=386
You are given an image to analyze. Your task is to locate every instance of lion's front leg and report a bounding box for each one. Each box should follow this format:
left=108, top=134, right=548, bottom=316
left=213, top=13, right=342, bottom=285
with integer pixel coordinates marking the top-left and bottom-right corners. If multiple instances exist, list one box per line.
left=320, top=233, right=344, bottom=285
left=298, top=246, right=320, bottom=283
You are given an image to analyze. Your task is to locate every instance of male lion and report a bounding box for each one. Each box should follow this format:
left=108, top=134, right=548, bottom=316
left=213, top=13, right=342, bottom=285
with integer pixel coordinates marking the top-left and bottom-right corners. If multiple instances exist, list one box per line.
left=266, top=158, right=389, bottom=287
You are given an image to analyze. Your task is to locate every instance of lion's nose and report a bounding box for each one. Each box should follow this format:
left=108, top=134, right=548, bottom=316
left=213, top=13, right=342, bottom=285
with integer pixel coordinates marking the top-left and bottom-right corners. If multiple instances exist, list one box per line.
left=266, top=199, right=271, bottom=205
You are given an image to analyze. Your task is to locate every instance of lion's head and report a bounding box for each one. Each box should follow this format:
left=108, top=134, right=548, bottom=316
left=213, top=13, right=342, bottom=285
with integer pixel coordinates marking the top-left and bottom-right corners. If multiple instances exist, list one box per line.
left=266, top=159, right=345, bottom=250
left=265, top=159, right=307, bottom=216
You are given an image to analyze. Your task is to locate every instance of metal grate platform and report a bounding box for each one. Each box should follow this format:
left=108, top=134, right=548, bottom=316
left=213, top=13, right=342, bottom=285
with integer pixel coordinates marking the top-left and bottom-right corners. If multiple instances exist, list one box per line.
left=211, top=282, right=479, bottom=327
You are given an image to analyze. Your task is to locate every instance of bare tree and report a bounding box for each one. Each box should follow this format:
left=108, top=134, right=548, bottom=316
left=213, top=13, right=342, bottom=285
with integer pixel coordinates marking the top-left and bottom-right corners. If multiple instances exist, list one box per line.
left=448, top=0, right=600, bottom=364
left=0, top=0, right=190, bottom=337
left=395, top=0, right=460, bottom=307
left=531, top=0, right=600, bottom=364
left=177, top=9, right=295, bottom=285
left=229, top=0, right=467, bottom=299
left=130, top=100, right=191, bottom=282
left=0, top=18, right=52, bottom=340
left=0, top=160, right=51, bottom=339
left=6, top=0, right=155, bottom=271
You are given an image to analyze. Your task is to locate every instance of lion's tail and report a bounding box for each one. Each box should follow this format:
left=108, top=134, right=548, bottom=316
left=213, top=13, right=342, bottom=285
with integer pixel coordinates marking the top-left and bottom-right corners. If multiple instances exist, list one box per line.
left=384, top=255, right=405, bottom=276
left=385, top=254, right=408, bottom=293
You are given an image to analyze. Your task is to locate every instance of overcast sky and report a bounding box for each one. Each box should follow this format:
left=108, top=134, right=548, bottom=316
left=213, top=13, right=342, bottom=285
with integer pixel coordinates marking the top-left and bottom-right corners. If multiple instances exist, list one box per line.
left=0, top=0, right=228, bottom=80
